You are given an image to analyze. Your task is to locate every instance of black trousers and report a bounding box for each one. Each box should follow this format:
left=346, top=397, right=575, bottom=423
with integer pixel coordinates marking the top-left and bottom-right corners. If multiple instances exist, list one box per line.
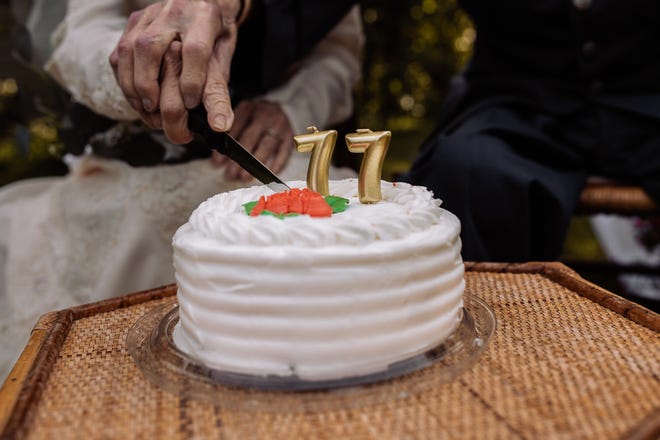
left=403, top=99, right=660, bottom=262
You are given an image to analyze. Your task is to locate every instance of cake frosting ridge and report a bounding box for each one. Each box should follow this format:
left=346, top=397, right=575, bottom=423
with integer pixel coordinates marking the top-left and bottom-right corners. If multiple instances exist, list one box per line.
left=188, top=179, right=447, bottom=246
left=172, top=179, right=464, bottom=380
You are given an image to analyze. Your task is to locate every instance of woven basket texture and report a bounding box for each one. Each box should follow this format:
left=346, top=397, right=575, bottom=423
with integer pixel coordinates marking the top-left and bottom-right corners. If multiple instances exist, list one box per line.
left=5, top=266, right=660, bottom=439
left=577, top=181, right=658, bottom=215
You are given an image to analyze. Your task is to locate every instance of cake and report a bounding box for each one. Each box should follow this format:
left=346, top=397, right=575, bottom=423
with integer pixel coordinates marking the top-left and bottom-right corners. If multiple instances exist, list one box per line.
left=172, top=179, right=464, bottom=381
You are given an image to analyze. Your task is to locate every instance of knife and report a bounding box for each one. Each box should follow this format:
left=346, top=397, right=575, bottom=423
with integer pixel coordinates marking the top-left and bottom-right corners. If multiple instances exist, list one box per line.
left=187, top=106, right=290, bottom=192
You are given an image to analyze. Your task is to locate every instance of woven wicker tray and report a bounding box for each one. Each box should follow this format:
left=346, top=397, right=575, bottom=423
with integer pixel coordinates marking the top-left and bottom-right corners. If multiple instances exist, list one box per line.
left=1, top=262, right=658, bottom=439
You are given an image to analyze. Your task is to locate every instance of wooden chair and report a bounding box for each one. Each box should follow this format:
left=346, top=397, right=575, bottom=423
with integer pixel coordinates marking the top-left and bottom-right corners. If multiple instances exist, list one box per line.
left=575, top=178, right=659, bottom=216
left=566, top=178, right=659, bottom=275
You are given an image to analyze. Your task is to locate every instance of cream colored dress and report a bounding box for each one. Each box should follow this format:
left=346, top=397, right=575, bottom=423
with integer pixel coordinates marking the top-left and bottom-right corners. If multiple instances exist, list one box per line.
left=0, top=2, right=363, bottom=380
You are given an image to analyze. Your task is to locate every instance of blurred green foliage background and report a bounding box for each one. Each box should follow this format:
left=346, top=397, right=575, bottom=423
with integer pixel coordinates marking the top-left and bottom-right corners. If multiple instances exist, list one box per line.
left=358, top=0, right=473, bottom=178
left=0, top=0, right=67, bottom=187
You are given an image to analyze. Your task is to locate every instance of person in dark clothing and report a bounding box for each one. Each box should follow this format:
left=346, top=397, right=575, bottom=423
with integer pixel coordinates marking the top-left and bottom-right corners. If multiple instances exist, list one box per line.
left=403, top=0, right=660, bottom=262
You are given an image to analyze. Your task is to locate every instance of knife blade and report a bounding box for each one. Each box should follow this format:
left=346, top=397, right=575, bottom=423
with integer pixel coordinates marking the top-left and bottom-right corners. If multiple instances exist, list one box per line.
left=187, top=106, right=290, bottom=192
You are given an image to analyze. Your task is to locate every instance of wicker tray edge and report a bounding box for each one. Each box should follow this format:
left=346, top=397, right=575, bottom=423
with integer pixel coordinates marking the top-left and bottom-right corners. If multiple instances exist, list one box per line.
left=0, top=284, right=177, bottom=439
left=464, top=262, right=659, bottom=332
left=1, top=265, right=658, bottom=439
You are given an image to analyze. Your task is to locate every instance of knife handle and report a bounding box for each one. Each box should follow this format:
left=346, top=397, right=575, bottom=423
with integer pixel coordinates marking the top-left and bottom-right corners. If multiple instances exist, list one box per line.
left=187, top=106, right=229, bottom=155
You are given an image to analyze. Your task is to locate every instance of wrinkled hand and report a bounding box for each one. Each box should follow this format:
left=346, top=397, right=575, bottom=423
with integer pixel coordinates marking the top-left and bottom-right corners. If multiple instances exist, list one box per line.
left=109, top=0, right=241, bottom=141
left=212, top=100, right=295, bottom=181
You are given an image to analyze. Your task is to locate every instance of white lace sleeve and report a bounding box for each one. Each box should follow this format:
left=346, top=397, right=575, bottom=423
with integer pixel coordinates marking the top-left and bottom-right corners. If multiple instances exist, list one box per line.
left=261, top=5, right=365, bottom=134
left=44, top=0, right=139, bottom=121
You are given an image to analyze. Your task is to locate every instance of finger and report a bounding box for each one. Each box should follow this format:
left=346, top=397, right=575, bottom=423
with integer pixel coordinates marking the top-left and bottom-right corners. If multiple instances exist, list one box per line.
left=225, top=134, right=259, bottom=180
left=225, top=100, right=257, bottom=179
left=268, top=127, right=294, bottom=174
left=239, top=132, right=280, bottom=181
left=241, top=115, right=292, bottom=179
left=133, top=9, right=179, bottom=111
left=229, top=101, right=290, bottom=179
left=134, top=32, right=179, bottom=113
left=248, top=101, right=293, bottom=172
left=260, top=102, right=294, bottom=173
left=114, top=10, right=149, bottom=111
left=227, top=121, right=263, bottom=180
left=133, top=108, right=162, bottom=130
left=160, top=41, right=193, bottom=144
left=110, top=8, right=143, bottom=73
left=180, top=5, right=222, bottom=109
left=204, top=31, right=237, bottom=132
left=270, top=140, right=293, bottom=174
left=225, top=157, right=251, bottom=180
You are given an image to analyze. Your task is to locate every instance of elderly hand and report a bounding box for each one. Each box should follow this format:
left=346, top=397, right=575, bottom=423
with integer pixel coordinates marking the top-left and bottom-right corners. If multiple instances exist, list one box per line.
left=159, top=41, right=293, bottom=176
left=212, top=100, right=295, bottom=181
left=109, top=0, right=244, bottom=141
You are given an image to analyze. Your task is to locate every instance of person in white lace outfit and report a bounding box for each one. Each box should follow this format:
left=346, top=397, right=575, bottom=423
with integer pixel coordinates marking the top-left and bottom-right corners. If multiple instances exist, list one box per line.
left=0, top=0, right=363, bottom=381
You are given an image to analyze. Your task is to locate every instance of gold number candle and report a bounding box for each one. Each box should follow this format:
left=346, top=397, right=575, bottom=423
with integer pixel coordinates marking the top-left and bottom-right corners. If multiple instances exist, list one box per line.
left=293, top=126, right=337, bottom=196
left=346, top=129, right=391, bottom=203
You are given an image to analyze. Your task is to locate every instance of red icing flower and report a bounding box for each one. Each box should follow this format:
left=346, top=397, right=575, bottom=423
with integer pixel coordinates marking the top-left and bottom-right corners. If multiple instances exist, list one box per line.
left=249, top=188, right=332, bottom=217
left=250, top=196, right=267, bottom=216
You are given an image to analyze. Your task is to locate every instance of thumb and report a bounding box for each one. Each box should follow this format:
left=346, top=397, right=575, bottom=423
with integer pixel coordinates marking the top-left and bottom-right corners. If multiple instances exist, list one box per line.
left=204, top=77, right=234, bottom=132
left=204, top=34, right=236, bottom=132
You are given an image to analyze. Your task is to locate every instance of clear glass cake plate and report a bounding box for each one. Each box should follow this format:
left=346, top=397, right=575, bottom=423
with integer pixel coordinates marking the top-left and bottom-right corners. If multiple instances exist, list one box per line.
left=127, top=293, right=496, bottom=412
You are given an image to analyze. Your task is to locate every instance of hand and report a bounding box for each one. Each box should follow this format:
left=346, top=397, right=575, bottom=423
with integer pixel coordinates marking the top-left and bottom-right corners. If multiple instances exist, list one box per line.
left=109, top=0, right=241, bottom=138
left=212, top=100, right=295, bottom=181
left=159, top=41, right=192, bottom=143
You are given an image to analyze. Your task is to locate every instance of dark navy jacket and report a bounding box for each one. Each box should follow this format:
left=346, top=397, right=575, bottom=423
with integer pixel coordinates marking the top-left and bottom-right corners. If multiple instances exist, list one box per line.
left=452, top=0, right=660, bottom=119
left=231, top=0, right=358, bottom=100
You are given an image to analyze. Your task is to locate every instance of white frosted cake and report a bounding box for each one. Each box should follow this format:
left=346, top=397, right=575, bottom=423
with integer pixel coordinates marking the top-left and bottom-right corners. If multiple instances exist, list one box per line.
left=172, top=179, right=464, bottom=381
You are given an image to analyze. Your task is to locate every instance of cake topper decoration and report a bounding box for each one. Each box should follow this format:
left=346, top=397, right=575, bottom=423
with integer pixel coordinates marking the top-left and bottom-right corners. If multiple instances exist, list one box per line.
left=293, top=127, right=337, bottom=196
left=294, top=126, right=391, bottom=204
left=346, top=129, right=391, bottom=203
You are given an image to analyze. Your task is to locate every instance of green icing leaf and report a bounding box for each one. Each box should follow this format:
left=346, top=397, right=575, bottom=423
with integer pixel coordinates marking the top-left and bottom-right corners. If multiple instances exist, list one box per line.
left=243, top=201, right=257, bottom=215
left=324, top=195, right=349, bottom=213
left=261, top=210, right=300, bottom=219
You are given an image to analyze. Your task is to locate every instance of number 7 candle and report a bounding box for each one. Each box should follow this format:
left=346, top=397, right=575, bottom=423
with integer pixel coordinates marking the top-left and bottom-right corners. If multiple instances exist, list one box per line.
left=346, top=129, right=391, bottom=203
left=293, top=126, right=337, bottom=196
